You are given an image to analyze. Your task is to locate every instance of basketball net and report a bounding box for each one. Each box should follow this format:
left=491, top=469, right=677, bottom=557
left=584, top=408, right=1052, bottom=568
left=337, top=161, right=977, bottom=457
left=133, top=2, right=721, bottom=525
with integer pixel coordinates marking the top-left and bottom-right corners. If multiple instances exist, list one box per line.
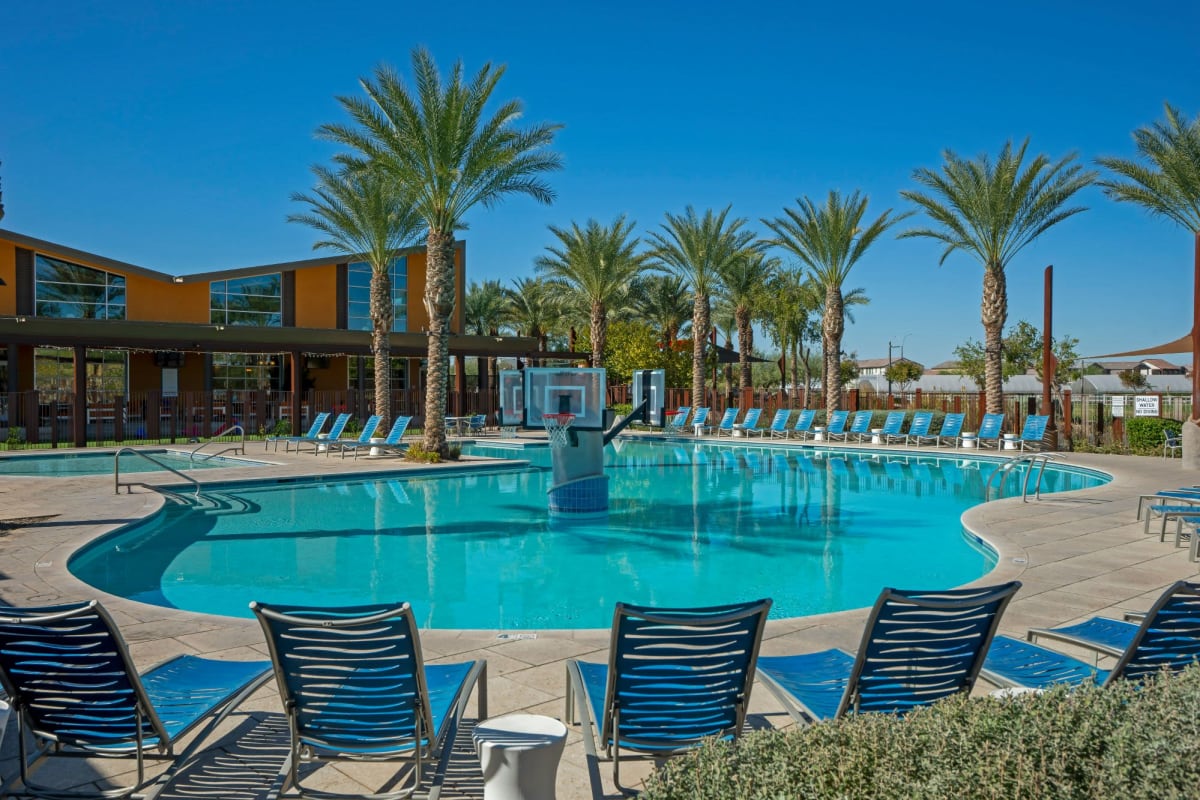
left=543, top=413, right=575, bottom=448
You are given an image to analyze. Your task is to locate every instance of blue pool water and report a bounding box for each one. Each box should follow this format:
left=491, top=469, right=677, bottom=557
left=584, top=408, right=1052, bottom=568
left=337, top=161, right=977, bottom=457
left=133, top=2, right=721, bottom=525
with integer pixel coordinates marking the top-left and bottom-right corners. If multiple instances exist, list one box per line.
left=0, top=449, right=264, bottom=476
left=69, top=440, right=1108, bottom=628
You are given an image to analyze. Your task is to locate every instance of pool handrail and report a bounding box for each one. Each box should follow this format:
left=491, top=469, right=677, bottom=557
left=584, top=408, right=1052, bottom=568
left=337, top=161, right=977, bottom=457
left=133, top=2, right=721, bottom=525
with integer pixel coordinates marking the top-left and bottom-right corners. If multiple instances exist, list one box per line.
left=984, top=452, right=1065, bottom=503
left=189, top=424, right=246, bottom=463
left=114, top=447, right=201, bottom=497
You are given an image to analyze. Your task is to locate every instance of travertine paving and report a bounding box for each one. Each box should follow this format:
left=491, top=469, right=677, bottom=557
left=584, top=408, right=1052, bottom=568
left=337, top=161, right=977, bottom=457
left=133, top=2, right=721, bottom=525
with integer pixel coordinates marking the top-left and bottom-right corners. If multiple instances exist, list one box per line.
left=0, top=439, right=1196, bottom=798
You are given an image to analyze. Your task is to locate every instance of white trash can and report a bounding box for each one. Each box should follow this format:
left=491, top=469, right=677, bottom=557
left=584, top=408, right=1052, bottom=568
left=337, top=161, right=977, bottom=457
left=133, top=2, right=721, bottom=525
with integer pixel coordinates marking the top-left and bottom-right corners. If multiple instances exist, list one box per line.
left=474, top=713, right=567, bottom=800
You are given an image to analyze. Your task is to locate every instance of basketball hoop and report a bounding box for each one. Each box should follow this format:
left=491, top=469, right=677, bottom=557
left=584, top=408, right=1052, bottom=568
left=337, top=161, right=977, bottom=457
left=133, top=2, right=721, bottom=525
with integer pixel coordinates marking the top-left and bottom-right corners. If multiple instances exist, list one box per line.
left=543, top=413, right=575, bottom=448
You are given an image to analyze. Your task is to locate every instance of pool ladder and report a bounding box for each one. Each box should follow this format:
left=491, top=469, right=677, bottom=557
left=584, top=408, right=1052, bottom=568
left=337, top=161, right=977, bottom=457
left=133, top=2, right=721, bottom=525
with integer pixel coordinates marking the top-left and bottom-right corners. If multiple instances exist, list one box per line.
left=189, top=425, right=246, bottom=463
left=984, top=452, right=1065, bottom=503
left=114, top=447, right=201, bottom=497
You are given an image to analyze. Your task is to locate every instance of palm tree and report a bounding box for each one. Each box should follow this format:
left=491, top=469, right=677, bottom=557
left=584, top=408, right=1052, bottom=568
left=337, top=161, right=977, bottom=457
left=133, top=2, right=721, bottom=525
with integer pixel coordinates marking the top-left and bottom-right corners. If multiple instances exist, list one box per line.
left=900, top=140, right=1095, bottom=413
left=648, top=206, right=757, bottom=407
left=629, top=274, right=692, bottom=347
left=762, top=267, right=819, bottom=407
left=505, top=277, right=562, bottom=358
left=1097, top=103, right=1200, bottom=429
left=535, top=215, right=647, bottom=368
left=320, top=47, right=563, bottom=456
left=288, top=163, right=425, bottom=429
left=764, top=191, right=905, bottom=416
left=719, top=251, right=779, bottom=389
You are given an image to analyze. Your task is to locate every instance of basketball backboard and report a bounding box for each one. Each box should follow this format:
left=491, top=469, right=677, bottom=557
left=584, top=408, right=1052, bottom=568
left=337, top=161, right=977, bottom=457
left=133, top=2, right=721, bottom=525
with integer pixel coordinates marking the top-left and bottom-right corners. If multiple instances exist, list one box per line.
left=631, top=369, right=666, bottom=425
left=522, top=367, right=606, bottom=431
left=498, top=370, right=524, bottom=427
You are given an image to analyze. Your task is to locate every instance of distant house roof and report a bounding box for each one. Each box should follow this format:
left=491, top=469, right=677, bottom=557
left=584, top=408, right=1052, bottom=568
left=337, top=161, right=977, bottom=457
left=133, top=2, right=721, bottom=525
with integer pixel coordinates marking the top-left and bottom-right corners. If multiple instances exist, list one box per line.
left=1088, top=360, right=1141, bottom=372
left=927, top=360, right=961, bottom=373
left=855, top=357, right=923, bottom=370
left=1073, top=374, right=1193, bottom=394
left=1142, top=358, right=1185, bottom=371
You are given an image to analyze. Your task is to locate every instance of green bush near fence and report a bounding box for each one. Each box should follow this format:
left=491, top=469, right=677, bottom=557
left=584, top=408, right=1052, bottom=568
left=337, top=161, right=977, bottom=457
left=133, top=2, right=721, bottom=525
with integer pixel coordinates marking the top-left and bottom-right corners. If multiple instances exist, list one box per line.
left=641, top=666, right=1200, bottom=800
left=1127, top=416, right=1182, bottom=453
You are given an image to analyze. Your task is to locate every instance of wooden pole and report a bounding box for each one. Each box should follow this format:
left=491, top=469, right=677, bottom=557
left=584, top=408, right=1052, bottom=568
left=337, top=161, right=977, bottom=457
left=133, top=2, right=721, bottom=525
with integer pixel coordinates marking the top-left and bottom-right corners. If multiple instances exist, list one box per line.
left=1042, top=265, right=1053, bottom=420
left=1193, top=232, right=1200, bottom=422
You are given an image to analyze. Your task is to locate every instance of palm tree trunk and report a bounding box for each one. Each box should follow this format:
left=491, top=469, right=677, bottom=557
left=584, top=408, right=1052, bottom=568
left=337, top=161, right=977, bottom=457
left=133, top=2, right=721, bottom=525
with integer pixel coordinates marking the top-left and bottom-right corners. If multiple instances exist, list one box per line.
left=370, top=268, right=394, bottom=430
left=423, top=229, right=456, bottom=456
left=982, top=263, right=1007, bottom=415
left=800, top=343, right=812, bottom=409
left=692, top=293, right=709, bottom=408
left=789, top=338, right=801, bottom=410
left=823, top=286, right=845, bottom=417
left=590, top=301, right=607, bottom=369
left=736, top=306, right=752, bottom=390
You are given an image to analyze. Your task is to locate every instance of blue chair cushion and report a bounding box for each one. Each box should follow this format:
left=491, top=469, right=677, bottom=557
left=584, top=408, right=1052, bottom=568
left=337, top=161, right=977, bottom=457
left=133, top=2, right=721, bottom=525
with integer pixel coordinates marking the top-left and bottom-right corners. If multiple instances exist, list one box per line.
left=981, top=635, right=1108, bottom=690
left=756, top=649, right=856, bottom=722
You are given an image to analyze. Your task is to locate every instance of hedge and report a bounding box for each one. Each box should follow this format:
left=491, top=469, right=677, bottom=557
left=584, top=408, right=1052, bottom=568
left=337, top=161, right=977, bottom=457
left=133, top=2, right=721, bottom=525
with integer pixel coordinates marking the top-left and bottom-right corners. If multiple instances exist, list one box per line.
left=1127, top=416, right=1182, bottom=452
left=641, top=666, right=1200, bottom=799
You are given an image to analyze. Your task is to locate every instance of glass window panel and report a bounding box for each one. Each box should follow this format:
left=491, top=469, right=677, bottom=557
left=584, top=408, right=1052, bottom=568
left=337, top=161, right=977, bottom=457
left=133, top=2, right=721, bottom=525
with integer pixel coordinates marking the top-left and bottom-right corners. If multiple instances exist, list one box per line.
left=101, top=305, right=127, bottom=320
left=210, top=290, right=227, bottom=311
left=227, top=310, right=276, bottom=327
left=107, top=274, right=125, bottom=289
left=106, top=284, right=126, bottom=304
left=347, top=285, right=370, bottom=304
left=226, top=274, right=280, bottom=296
left=38, top=281, right=107, bottom=305
left=35, top=254, right=107, bottom=285
left=210, top=309, right=225, bottom=325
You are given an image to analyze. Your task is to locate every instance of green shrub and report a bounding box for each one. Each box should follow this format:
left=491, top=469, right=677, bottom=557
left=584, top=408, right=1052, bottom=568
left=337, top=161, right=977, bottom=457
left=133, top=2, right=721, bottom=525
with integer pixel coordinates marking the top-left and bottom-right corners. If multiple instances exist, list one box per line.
left=403, top=442, right=460, bottom=463
left=4, top=427, right=25, bottom=450
left=1127, top=416, right=1181, bottom=454
left=612, top=403, right=634, bottom=418
left=642, top=666, right=1200, bottom=799
left=271, top=419, right=291, bottom=436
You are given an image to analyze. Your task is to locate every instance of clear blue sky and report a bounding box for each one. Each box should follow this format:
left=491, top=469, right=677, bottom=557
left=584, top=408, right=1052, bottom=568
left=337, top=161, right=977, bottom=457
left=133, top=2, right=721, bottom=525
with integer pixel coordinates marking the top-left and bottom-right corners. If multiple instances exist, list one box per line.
left=2, top=0, right=1198, bottom=366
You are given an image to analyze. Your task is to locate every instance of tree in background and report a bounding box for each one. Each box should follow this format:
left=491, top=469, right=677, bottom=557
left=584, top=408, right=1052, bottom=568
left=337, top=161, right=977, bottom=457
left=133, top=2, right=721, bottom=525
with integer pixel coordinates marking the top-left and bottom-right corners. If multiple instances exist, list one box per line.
left=1119, top=369, right=1150, bottom=391
left=761, top=266, right=818, bottom=407
left=288, top=164, right=425, bottom=429
left=577, top=320, right=689, bottom=386
left=884, top=360, right=924, bottom=392
left=952, top=320, right=1080, bottom=391
left=764, top=191, right=902, bottom=417
left=629, top=274, right=692, bottom=348
left=901, top=140, right=1095, bottom=415
left=718, top=250, right=778, bottom=390
left=648, top=206, right=757, bottom=407
left=321, top=47, right=562, bottom=456
left=838, top=356, right=860, bottom=388
left=535, top=215, right=647, bottom=369
left=505, top=277, right=562, bottom=358
left=465, top=279, right=508, bottom=336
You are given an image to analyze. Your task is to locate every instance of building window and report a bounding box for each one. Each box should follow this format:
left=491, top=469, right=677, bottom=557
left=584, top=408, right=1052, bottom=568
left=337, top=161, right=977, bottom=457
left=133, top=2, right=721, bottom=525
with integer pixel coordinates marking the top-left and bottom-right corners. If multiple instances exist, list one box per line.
left=35, top=254, right=126, bottom=319
left=211, top=353, right=282, bottom=393
left=347, top=257, right=407, bottom=333
left=348, top=356, right=409, bottom=392
left=34, top=348, right=127, bottom=399
left=210, top=274, right=282, bottom=326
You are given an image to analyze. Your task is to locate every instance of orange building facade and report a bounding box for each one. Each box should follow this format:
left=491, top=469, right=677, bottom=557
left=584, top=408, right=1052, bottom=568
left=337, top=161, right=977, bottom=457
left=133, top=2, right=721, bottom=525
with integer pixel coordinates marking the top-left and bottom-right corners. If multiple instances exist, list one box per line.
left=0, top=228, right=535, bottom=445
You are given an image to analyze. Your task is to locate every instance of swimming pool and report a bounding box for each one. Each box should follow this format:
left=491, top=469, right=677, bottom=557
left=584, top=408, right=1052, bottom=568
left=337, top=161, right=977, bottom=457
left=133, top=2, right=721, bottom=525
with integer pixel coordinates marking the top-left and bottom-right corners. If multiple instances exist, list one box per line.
left=0, top=449, right=265, bottom=476
left=69, top=440, right=1108, bottom=628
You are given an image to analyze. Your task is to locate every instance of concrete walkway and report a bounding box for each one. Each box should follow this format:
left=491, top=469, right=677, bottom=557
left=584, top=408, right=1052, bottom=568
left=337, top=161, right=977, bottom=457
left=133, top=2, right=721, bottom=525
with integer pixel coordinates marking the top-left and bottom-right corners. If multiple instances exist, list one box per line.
left=0, top=440, right=1196, bottom=798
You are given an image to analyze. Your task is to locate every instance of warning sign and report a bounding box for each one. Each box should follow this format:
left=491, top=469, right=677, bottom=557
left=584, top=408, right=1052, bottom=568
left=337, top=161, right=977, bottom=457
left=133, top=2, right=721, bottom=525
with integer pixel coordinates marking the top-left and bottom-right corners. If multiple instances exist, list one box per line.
left=1134, top=395, right=1160, bottom=417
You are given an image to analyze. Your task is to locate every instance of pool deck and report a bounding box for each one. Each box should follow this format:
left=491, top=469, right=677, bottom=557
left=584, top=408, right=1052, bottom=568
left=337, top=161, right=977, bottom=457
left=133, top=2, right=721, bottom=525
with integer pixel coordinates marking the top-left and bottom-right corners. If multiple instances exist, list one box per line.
left=0, top=437, right=1197, bottom=798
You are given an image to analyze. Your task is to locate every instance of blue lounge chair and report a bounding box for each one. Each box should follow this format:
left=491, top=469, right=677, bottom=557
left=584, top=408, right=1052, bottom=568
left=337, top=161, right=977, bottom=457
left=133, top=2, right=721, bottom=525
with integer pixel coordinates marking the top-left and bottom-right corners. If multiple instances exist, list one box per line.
left=1019, top=414, right=1049, bottom=451
left=737, top=407, right=764, bottom=437
left=0, top=601, right=271, bottom=800
left=974, top=413, right=1005, bottom=448
left=823, top=410, right=849, bottom=440
left=267, top=411, right=330, bottom=452
left=689, top=406, right=711, bottom=434
left=932, top=412, right=964, bottom=447
left=904, top=411, right=934, bottom=446
left=757, top=582, right=1019, bottom=723
left=565, top=599, right=771, bottom=793
left=786, top=409, right=816, bottom=439
left=833, top=411, right=872, bottom=442
left=467, top=413, right=487, bottom=434
left=765, top=409, right=791, bottom=438
left=324, top=415, right=382, bottom=457
left=251, top=601, right=487, bottom=800
left=340, top=415, right=412, bottom=459
left=294, top=411, right=352, bottom=454
left=713, top=407, right=739, bottom=437
left=880, top=411, right=906, bottom=445
left=980, top=580, right=1200, bottom=690
left=664, top=406, right=692, bottom=434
